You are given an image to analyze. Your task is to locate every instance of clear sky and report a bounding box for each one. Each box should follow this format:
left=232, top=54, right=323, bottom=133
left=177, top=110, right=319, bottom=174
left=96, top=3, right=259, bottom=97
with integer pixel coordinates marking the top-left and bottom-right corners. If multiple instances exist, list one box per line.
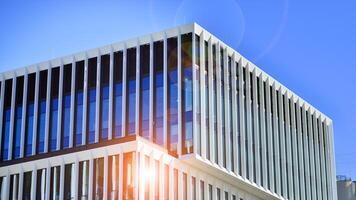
left=1, top=0, right=355, bottom=179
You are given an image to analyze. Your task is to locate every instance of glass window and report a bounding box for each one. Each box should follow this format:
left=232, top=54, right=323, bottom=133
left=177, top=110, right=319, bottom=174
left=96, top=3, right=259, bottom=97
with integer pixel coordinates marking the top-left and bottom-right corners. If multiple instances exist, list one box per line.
left=93, top=158, right=104, bottom=199
left=25, top=73, right=36, bottom=157
left=87, top=57, right=97, bottom=144
left=50, top=166, right=60, bottom=199
left=225, top=191, right=229, bottom=200
left=108, top=155, right=119, bottom=199
left=139, top=44, right=150, bottom=139
left=37, top=70, right=48, bottom=154
left=173, top=169, right=178, bottom=200
left=164, top=164, right=169, bottom=200
left=75, top=61, right=84, bottom=147
left=209, top=184, right=213, bottom=200
left=78, top=160, right=89, bottom=199
left=113, top=51, right=123, bottom=138
left=36, top=169, right=47, bottom=199
left=100, top=54, right=110, bottom=141
left=213, top=44, right=218, bottom=163
left=195, top=34, right=201, bottom=155
left=64, top=163, right=74, bottom=199
left=144, top=155, right=150, bottom=199
left=183, top=173, right=187, bottom=200
left=1, top=79, right=12, bottom=161
left=228, top=57, right=234, bottom=171
left=9, top=174, right=19, bottom=200
left=13, top=76, right=24, bottom=159
left=217, top=188, right=221, bottom=200
left=192, top=176, right=196, bottom=200
left=123, top=152, right=136, bottom=199
left=220, top=48, right=226, bottom=168
left=155, top=160, right=160, bottom=199
left=0, top=176, right=3, bottom=197
left=204, top=41, right=210, bottom=160
left=200, top=180, right=205, bottom=200
left=126, top=48, right=137, bottom=136
left=154, top=41, right=164, bottom=145
left=167, top=37, right=178, bottom=155
left=62, top=64, right=72, bottom=149
left=49, top=67, right=59, bottom=152
left=23, top=171, right=32, bottom=200
left=181, top=33, right=193, bottom=155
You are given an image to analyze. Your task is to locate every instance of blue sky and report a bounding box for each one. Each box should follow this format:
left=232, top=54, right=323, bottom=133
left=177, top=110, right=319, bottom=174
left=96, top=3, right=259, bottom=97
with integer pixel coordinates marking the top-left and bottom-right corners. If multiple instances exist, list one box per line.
left=1, top=0, right=355, bottom=178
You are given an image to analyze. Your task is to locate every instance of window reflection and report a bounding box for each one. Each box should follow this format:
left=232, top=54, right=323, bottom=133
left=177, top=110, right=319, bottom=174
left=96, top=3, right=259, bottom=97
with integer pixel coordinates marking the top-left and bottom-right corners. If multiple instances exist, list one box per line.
left=87, top=57, right=97, bottom=144
left=174, top=168, right=178, bottom=200
left=204, top=41, right=210, bottom=160
left=220, top=48, right=226, bottom=168
left=78, top=160, right=89, bottom=199
left=62, top=64, right=72, bottom=149
left=36, top=168, right=47, bottom=199
left=100, top=55, right=110, bottom=141
left=195, top=34, right=201, bottom=155
left=23, top=171, right=32, bottom=200
left=50, top=166, right=60, bottom=199
left=113, top=51, right=123, bottom=138
left=108, top=155, right=119, bottom=199
left=64, top=163, right=75, bottom=199
left=93, top=158, right=104, bottom=199
left=126, top=48, right=136, bottom=136
left=75, top=61, right=84, bottom=147
left=153, top=41, right=164, bottom=145
left=37, top=70, right=48, bottom=154
left=167, top=37, right=178, bottom=155
left=9, top=174, right=19, bottom=200
left=182, top=32, right=193, bottom=155
left=25, top=73, right=36, bottom=157
left=13, top=76, right=24, bottom=159
left=123, top=152, right=136, bottom=199
left=139, top=44, right=150, bottom=139
left=213, top=45, right=218, bottom=163
left=49, top=67, right=59, bottom=152
left=1, top=79, right=12, bottom=161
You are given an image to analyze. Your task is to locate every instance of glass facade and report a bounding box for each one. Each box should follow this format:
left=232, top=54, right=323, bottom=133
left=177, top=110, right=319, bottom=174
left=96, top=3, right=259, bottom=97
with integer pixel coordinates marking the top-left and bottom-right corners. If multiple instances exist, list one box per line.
left=0, top=32, right=197, bottom=160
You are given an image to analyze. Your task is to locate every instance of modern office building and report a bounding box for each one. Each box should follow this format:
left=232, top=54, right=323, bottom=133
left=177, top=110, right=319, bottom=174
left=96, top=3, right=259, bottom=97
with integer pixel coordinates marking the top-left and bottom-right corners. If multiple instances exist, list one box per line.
left=337, top=175, right=356, bottom=200
left=0, top=23, right=336, bottom=200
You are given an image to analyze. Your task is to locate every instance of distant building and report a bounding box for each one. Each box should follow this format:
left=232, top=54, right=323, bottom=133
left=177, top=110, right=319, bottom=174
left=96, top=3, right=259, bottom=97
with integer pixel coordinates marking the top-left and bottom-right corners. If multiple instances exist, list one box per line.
left=0, top=23, right=337, bottom=200
left=337, top=175, right=356, bottom=200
